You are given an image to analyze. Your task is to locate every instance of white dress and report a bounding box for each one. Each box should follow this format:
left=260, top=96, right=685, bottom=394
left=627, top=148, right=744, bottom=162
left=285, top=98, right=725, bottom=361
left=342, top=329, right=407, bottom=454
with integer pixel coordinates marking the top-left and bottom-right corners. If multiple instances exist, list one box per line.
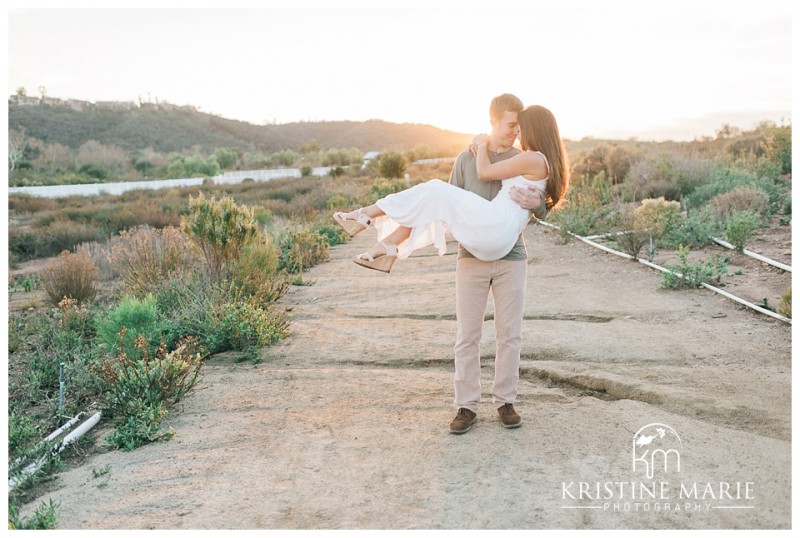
left=374, top=172, right=548, bottom=262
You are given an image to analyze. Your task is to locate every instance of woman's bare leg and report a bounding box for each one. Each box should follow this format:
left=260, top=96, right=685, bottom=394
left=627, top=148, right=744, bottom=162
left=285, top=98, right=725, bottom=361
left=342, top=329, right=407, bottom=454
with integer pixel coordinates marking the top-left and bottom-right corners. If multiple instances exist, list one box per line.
left=339, top=204, right=384, bottom=220
left=360, top=222, right=412, bottom=259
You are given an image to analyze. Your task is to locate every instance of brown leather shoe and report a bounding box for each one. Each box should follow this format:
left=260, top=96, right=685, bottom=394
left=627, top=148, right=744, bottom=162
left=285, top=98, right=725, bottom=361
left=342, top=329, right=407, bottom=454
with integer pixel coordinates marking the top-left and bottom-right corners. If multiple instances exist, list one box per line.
left=497, top=403, right=522, bottom=428
left=449, top=408, right=477, bottom=434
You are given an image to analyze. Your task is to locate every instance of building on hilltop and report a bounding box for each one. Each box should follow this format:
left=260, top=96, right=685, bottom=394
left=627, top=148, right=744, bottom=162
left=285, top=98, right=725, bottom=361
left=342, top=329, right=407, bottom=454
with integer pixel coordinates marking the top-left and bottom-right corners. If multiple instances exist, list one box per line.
left=362, top=151, right=381, bottom=170
left=8, top=94, right=40, bottom=106
left=96, top=101, right=137, bottom=110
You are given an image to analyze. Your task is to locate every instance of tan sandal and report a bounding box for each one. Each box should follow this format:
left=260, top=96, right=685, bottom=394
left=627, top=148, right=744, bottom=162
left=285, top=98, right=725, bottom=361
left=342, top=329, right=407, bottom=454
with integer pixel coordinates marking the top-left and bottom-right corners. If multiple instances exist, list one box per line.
left=353, top=241, right=397, bottom=273
left=333, top=209, right=373, bottom=238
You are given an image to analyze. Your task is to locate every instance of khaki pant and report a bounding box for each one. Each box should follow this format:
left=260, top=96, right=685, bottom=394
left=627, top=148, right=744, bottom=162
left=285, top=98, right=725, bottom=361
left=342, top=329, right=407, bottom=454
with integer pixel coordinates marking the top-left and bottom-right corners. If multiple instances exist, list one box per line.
left=453, top=257, right=526, bottom=413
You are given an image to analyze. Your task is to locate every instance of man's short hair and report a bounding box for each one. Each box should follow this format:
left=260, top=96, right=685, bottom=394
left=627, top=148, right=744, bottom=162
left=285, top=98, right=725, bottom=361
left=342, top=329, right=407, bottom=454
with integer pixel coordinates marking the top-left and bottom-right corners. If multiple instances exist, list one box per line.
left=490, top=93, right=524, bottom=121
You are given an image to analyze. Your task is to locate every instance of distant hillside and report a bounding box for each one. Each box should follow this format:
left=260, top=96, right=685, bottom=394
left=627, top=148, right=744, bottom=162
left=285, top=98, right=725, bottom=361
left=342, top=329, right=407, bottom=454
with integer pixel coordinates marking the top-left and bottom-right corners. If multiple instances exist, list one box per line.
left=8, top=102, right=473, bottom=155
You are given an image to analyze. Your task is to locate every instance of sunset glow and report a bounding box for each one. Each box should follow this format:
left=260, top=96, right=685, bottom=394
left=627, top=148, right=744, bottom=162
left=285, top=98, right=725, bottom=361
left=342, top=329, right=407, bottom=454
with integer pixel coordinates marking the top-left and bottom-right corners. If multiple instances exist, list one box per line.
left=7, top=1, right=793, bottom=141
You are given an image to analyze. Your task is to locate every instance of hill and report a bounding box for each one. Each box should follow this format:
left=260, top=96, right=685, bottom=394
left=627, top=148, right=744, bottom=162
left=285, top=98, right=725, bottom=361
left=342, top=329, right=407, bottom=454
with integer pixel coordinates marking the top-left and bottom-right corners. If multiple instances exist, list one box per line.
left=7, top=101, right=474, bottom=155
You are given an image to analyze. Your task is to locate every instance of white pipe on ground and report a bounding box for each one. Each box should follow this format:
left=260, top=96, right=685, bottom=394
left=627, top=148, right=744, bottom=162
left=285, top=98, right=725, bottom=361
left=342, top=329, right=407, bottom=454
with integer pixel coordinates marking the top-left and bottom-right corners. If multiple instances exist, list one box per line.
left=537, top=221, right=791, bottom=324
left=8, top=411, right=102, bottom=492
left=711, top=237, right=792, bottom=272
left=44, top=413, right=85, bottom=442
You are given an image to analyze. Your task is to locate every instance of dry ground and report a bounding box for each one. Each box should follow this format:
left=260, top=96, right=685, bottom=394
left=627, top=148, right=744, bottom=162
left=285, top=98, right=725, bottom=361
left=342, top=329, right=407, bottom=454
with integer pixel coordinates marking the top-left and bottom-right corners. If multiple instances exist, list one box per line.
left=13, top=223, right=792, bottom=530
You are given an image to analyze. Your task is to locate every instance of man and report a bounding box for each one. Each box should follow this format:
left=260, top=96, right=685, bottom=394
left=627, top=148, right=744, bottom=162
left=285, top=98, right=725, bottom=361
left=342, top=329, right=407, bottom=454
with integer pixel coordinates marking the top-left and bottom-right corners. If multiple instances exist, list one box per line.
left=448, top=93, right=547, bottom=434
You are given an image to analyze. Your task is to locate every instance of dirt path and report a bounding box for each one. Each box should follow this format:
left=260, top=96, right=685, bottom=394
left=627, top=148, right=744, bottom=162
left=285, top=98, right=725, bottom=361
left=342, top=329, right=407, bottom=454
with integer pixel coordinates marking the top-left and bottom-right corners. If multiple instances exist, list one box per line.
left=18, top=224, right=791, bottom=529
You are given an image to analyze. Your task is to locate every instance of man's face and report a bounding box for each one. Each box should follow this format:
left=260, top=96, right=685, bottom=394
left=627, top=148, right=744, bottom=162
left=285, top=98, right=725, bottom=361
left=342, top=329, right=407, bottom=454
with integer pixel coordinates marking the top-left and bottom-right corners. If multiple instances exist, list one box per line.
left=490, top=110, right=520, bottom=148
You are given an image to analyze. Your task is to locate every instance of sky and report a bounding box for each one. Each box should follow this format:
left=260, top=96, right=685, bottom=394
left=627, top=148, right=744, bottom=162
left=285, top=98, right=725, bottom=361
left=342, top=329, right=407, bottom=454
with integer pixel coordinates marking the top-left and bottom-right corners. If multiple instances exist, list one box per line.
left=5, top=0, right=794, bottom=141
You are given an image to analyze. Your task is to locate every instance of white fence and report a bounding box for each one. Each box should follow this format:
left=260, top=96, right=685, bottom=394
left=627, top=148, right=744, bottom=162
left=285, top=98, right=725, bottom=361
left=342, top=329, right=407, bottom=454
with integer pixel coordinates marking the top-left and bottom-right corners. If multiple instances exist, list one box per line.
left=8, top=167, right=334, bottom=199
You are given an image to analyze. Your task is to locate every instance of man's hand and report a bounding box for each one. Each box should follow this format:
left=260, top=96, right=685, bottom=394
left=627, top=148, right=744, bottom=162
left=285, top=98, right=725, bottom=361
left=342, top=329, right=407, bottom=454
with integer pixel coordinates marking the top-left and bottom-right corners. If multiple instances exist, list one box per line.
left=510, top=186, right=543, bottom=211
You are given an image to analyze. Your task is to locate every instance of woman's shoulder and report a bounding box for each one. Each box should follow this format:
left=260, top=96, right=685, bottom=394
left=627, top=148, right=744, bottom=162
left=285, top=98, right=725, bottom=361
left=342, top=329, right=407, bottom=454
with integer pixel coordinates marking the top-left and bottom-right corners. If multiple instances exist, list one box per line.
left=517, top=150, right=549, bottom=178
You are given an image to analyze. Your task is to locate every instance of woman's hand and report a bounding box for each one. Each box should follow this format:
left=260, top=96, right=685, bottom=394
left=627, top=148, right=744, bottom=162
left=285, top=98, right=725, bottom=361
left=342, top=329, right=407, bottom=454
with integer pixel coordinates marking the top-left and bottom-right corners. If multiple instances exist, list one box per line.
left=468, top=134, right=490, bottom=155
left=472, top=133, right=490, bottom=146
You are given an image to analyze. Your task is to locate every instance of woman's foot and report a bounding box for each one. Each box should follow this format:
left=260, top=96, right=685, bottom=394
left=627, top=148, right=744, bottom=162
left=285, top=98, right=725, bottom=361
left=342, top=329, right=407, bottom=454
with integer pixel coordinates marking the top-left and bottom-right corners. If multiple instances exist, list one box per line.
left=353, top=241, right=397, bottom=273
left=333, top=209, right=373, bottom=238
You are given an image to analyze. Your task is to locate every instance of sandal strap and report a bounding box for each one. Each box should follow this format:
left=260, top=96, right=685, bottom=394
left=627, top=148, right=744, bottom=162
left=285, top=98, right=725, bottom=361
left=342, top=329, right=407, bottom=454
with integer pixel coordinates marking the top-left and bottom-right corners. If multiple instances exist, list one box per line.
left=356, top=210, right=373, bottom=227
left=380, top=241, right=397, bottom=257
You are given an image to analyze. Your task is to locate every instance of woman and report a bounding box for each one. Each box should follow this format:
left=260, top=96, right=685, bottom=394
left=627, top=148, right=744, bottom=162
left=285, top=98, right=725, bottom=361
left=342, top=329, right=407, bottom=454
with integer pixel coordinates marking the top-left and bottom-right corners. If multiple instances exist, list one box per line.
left=333, top=105, right=570, bottom=272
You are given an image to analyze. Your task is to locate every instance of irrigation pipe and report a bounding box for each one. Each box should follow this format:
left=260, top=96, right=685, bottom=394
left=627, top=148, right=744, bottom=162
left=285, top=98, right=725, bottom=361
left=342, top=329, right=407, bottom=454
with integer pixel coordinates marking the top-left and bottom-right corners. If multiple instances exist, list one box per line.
left=45, top=413, right=85, bottom=442
left=8, top=411, right=102, bottom=492
left=537, top=221, right=791, bottom=324
left=711, top=237, right=792, bottom=272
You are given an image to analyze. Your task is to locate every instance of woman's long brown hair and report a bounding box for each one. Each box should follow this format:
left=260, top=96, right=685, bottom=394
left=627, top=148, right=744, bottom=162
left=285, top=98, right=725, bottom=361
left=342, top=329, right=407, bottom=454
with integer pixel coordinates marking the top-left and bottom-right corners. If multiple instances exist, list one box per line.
left=518, top=105, right=570, bottom=211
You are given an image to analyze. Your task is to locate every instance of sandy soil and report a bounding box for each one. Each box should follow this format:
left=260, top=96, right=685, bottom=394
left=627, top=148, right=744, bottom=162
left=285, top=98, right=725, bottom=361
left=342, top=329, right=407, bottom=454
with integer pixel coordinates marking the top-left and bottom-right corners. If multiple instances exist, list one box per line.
left=14, top=223, right=792, bottom=530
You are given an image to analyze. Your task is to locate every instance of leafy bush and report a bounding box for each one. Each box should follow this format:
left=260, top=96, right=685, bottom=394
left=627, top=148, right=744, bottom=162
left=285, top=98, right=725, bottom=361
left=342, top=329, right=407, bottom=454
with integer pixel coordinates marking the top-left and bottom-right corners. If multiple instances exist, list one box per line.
left=615, top=197, right=684, bottom=258
left=277, top=227, right=330, bottom=274
left=371, top=178, right=408, bottom=198
left=14, top=299, right=100, bottom=424
left=8, top=411, right=40, bottom=459
left=683, top=167, right=761, bottom=209
left=105, top=401, right=170, bottom=451
left=203, top=300, right=289, bottom=354
left=661, top=208, right=721, bottom=248
left=314, top=223, right=348, bottom=247
left=548, top=176, right=619, bottom=240
left=622, top=156, right=714, bottom=201
left=98, top=335, right=202, bottom=450
left=376, top=151, right=407, bottom=179
left=765, top=124, right=791, bottom=175
left=725, top=211, right=762, bottom=252
left=181, top=193, right=259, bottom=281
left=96, top=295, right=166, bottom=360
left=227, top=238, right=289, bottom=306
left=661, top=246, right=729, bottom=289
left=106, top=225, right=198, bottom=297
left=8, top=499, right=60, bottom=530
left=708, top=184, right=769, bottom=221
left=39, top=250, right=99, bottom=305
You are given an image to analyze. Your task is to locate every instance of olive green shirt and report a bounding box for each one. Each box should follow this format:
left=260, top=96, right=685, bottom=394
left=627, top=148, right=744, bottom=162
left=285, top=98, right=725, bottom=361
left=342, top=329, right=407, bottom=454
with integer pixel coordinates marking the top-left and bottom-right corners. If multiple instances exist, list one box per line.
left=448, top=148, right=547, bottom=261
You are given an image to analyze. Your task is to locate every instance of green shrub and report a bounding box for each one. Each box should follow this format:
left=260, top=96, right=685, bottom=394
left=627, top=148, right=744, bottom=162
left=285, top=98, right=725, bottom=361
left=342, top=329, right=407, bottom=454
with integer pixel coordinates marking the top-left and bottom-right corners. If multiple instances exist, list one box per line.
left=615, top=197, right=683, bottom=258
left=98, top=335, right=202, bottom=450
left=277, top=228, right=330, bottom=274
left=105, top=401, right=170, bottom=451
left=181, top=193, right=259, bottom=281
left=39, top=250, right=99, bottom=305
left=548, top=180, right=619, bottom=240
left=228, top=239, right=289, bottom=306
left=376, top=152, right=406, bottom=179
left=662, top=208, right=721, bottom=249
left=725, top=211, right=762, bottom=252
left=8, top=411, right=40, bottom=460
left=765, top=124, right=791, bottom=175
left=204, top=300, right=288, bottom=354
left=8, top=498, right=60, bottom=530
left=661, top=246, right=729, bottom=289
left=314, top=223, right=348, bottom=247
left=96, top=295, right=166, bottom=360
left=683, top=167, right=760, bottom=209
left=371, top=178, right=408, bottom=198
